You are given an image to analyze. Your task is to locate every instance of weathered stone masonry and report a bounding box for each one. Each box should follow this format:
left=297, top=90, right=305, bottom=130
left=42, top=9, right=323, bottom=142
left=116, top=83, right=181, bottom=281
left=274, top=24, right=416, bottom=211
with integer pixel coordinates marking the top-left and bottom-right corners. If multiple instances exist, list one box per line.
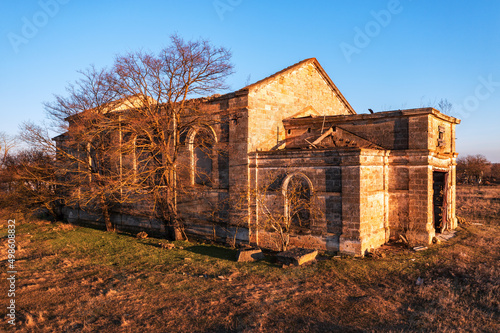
left=60, top=58, right=460, bottom=255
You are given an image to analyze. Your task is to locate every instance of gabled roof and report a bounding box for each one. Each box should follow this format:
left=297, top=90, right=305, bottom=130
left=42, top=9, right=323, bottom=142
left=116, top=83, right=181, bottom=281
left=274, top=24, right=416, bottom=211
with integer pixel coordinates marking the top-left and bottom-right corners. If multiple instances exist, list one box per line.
left=64, top=94, right=156, bottom=122
left=237, top=58, right=356, bottom=114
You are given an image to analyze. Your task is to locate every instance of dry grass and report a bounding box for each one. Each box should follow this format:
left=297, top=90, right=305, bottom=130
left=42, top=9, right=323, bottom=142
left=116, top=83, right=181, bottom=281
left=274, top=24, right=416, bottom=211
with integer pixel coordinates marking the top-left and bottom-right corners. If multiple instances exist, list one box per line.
left=0, top=185, right=499, bottom=332
left=456, top=184, right=500, bottom=225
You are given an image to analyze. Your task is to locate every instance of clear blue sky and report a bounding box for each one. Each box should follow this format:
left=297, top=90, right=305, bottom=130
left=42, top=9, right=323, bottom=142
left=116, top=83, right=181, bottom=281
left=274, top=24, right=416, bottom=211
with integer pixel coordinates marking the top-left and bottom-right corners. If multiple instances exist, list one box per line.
left=1, top=0, right=499, bottom=161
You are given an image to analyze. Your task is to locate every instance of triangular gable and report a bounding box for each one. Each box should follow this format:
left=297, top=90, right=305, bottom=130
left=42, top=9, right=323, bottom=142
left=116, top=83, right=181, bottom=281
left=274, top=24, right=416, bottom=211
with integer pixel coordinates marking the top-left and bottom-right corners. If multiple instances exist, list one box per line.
left=290, top=106, right=321, bottom=118
left=239, top=58, right=356, bottom=115
left=64, top=94, right=156, bottom=121
left=311, top=126, right=384, bottom=150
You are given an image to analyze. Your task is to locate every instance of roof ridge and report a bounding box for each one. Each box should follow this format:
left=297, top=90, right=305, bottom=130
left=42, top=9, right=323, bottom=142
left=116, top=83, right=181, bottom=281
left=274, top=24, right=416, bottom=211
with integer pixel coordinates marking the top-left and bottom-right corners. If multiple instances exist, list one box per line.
left=237, top=58, right=316, bottom=92
left=236, top=58, right=356, bottom=115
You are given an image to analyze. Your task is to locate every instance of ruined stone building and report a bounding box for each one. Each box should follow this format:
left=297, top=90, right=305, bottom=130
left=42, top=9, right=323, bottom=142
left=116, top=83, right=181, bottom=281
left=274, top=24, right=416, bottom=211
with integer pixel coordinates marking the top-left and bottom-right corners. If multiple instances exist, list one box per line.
left=60, top=58, right=460, bottom=255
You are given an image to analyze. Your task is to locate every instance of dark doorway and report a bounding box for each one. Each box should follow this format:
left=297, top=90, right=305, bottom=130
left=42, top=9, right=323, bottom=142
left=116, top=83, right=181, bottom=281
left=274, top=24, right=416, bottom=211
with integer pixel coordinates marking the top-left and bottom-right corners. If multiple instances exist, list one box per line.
left=432, top=171, right=448, bottom=233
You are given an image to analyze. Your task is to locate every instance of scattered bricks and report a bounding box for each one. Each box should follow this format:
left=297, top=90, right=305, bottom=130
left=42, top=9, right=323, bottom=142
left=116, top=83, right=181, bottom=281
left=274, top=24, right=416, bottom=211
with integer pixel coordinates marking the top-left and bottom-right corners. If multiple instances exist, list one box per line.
left=276, top=248, right=318, bottom=266
left=136, top=231, right=148, bottom=239
left=236, top=247, right=265, bottom=262
left=365, top=248, right=385, bottom=258
left=160, top=242, right=175, bottom=250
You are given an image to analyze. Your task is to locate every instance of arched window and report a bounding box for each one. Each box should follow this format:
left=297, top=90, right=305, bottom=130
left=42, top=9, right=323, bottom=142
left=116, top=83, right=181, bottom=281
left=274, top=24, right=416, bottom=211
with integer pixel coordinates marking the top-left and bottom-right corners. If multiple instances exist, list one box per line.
left=283, top=173, right=313, bottom=231
left=190, top=127, right=216, bottom=186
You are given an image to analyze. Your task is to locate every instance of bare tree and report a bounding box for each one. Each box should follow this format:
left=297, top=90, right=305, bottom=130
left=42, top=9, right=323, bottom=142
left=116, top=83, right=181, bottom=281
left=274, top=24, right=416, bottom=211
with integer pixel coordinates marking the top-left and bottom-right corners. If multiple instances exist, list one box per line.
left=108, top=34, right=233, bottom=238
left=0, top=149, right=62, bottom=219
left=0, top=132, right=17, bottom=168
left=243, top=170, right=323, bottom=251
left=488, top=163, right=500, bottom=183
left=437, top=98, right=453, bottom=114
left=457, top=154, right=491, bottom=185
left=31, top=35, right=233, bottom=236
left=24, top=67, right=141, bottom=231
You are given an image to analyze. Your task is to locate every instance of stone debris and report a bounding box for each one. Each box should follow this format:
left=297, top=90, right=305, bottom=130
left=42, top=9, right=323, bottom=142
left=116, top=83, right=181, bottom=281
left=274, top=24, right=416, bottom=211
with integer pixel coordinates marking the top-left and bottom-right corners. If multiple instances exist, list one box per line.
left=216, top=274, right=239, bottom=281
left=136, top=231, right=148, bottom=239
left=277, top=248, right=318, bottom=266
left=160, top=242, right=175, bottom=250
left=365, top=248, right=386, bottom=258
left=236, top=247, right=265, bottom=262
left=412, top=246, right=428, bottom=252
left=399, top=234, right=409, bottom=245
left=436, top=230, right=457, bottom=242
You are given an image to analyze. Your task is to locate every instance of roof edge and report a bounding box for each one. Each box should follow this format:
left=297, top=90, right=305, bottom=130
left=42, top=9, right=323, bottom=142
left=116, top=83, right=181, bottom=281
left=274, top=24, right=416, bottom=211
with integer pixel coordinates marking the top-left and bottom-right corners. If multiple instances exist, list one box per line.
left=284, top=107, right=461, bottom=125
left=236, top=58, right=356, bottom=115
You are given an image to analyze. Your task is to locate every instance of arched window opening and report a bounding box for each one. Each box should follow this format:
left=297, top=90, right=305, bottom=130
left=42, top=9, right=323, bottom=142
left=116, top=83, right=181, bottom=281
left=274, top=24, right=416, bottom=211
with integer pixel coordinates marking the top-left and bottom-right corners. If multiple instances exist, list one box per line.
left=284, top=174, right=312, bottom=231
left=192, top=128, right=215, bottom=186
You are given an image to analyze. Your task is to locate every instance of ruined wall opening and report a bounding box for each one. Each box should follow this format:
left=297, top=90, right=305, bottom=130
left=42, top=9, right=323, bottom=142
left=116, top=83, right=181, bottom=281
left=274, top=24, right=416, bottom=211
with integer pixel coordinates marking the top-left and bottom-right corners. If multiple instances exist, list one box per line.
left=283, top=173, right=313, bottom=233
left=432, top=171, right=448, bottom=233
left=190, top=127, right=216, bottom=186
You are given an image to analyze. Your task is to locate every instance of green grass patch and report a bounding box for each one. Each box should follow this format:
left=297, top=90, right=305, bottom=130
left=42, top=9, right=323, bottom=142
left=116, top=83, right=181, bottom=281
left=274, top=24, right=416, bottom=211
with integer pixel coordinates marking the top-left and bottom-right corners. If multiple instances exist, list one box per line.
left=0, top=210, right=498, bottom=332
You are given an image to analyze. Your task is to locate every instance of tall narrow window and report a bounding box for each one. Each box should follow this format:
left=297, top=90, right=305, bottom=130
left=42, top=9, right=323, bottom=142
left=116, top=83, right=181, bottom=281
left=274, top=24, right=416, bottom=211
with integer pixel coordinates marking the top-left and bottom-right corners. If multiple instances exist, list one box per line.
left=283, top=173, right=312, bottom=231
left=192, top=128, right=215, bottom=186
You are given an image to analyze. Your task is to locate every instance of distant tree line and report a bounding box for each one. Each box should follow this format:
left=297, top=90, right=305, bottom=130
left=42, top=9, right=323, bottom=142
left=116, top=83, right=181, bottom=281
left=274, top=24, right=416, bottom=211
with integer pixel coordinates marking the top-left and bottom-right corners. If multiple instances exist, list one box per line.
left=457, top=154, right=500, bottom=185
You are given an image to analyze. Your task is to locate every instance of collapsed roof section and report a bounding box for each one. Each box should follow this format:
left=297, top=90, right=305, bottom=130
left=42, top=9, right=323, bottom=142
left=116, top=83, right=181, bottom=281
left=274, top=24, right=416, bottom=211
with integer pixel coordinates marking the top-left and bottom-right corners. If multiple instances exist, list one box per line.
left=282, top=108, right=461, bottom=151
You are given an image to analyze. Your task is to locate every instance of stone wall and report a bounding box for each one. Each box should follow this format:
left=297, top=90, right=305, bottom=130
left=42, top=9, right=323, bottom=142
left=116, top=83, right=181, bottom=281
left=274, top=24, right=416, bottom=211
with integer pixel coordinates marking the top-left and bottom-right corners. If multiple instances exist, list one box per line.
left=248, top=149, right=344, bottom=251
left=57, top=60, right=461, bottom=256
left=175, top=93, right=252, bottom=237
left=247, top=61, right=353, bottom=152
left=339, top=150, right=389, bottom=255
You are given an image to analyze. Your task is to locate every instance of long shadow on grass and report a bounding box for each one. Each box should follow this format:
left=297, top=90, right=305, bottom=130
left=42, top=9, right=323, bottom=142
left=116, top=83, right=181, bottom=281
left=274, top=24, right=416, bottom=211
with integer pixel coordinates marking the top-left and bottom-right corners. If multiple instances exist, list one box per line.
left=185, top=244, right=238, bottom=261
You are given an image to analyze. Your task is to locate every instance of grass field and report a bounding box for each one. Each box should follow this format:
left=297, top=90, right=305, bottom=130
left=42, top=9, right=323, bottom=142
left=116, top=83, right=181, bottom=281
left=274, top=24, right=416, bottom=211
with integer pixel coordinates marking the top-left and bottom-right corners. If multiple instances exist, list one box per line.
left=456, top=184, right=500, bottom=225
left=1, top=185, right=499, bottom=332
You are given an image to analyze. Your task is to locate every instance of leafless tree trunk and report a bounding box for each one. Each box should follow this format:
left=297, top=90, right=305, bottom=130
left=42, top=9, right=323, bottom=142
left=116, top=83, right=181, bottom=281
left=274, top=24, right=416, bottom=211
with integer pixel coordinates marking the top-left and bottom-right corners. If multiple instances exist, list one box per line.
left=22, top=35, right=233, bottom=236
left=22, top=67, right=141, bottom=230
left=108, top=34, right=233, bottom=238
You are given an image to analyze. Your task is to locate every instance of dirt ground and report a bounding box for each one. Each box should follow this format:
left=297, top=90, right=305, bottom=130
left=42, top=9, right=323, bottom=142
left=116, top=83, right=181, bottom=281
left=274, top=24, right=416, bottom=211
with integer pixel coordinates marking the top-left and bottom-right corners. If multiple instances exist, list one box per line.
left=0, top=185, right=499, bottom=332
